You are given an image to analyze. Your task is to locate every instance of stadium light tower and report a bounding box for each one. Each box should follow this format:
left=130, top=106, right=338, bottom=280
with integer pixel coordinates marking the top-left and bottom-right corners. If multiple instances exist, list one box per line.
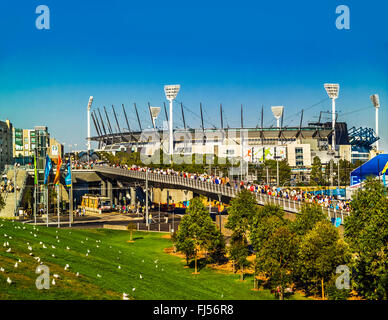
left=164, top=85, right=180, bottom=155
left=150, top=106, right=161, bottom=129
left=87, top=96, right=94, bottom=152
left=370, top=94, right=380, bottom=151
left=271, top=106, right=284, bottom=128
left=324, top=83, right=340, bottom=152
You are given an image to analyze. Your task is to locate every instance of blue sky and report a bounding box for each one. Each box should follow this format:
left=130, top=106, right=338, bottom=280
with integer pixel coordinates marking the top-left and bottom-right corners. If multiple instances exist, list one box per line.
left=0, top=0, right=387, bottom=152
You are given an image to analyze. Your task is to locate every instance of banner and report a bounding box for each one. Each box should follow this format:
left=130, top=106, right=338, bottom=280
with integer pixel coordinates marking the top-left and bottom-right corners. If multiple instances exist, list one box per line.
left=43, top=155, right=52, bottom=185
left=53, top=155, right=62, bottom=185
left=65, top=160, right=72, bottom=187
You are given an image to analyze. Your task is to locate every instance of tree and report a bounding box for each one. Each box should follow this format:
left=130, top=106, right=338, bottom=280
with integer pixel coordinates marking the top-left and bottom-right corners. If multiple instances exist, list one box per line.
left=291, top=203, right=327, bottom=237
left=225, top=189, right=258, bottom=237
left=297, top=220, right=350, bottom=299
left=207, top=228, right=226, bottom=264
left=229, top=233, right=250, bottom=280
left=173, top=197, right=220, bottom=274
left=256, top=225, right=299, bottom=300
left=249, top=204, right=286, bottom=290
left=310, top=156, right=324, bottom=186
left=344, top=177, right=388, bottom=300
left=225, top=189, right=258, bottom=279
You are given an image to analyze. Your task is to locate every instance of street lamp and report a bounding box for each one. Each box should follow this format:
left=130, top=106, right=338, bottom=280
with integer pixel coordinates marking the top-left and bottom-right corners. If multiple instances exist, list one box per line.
left=324, top=83, right=340, bottom=152
left=164, top=85, right=180, bottom=156
left=370, top=94, right=380, bottom=151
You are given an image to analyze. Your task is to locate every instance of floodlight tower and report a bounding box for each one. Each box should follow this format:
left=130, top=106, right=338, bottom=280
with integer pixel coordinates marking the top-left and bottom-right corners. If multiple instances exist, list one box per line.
left=271, top=106, right=284, bottom=128
left=150, top=106, right=161, bottom=129
left=87, top=96, right=94, bottom=152
left=370, top=94, right=380, bottom=151
left=164, top=85, right=180, bottom=155
left=324, top=83, right=340, bottom=152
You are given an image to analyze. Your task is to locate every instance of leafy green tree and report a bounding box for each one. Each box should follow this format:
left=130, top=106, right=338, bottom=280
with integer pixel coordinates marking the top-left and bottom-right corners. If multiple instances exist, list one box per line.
left=250, top=209, right=287, bottom=253
left=291, top=203, right=327, bottom=236
left=207, top=228, right=227, bottom=264
left=310, top=156, right=324, bottom=186
left=344, top=177, right=388, bottom=300
left=174, top=197, right=221, bottom=273
left=229, top=233, right=250, bottom=280
left=297, top=220, right=350, bottom=299
left=225, top=189, right=258, bottom=237
left=226, top=189, right=258, bottom=278
left=256, top=225, right=299, bottom=300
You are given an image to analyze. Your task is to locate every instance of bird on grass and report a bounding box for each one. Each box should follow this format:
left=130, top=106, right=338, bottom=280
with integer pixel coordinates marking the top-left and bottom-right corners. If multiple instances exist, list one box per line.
left=76, top=272, right=79, bottom=277
left=139, top=274, right=143, bottom=279
left=52, top=279, right=56, bottom=285
left=97, top=274, right=101, bottom=278
left=6, top=248, right=11, bottom=253
left=123, top=293, right=130, bottom=300
left=64, top=264, right=69, bottom=271
left=6, top=277, right=12, bottom=285
left=132, top=288, right=136, bottom=292
left=0, top=267, right=4, bottom=272
left=14, top=262, right=18, bottom=268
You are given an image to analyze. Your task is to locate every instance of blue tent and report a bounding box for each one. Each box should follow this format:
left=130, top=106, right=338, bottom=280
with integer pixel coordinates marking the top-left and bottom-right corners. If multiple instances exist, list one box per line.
left=350, top=154, right=388, bottom=186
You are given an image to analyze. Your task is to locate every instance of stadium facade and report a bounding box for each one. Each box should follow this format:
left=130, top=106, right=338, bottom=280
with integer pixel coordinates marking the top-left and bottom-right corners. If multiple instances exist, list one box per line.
left=87, top=103, right=380, bottom=182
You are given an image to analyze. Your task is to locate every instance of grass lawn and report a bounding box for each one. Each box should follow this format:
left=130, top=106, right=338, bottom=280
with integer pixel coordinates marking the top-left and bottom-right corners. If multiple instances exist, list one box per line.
left=0, top=218, right=306, bottom=300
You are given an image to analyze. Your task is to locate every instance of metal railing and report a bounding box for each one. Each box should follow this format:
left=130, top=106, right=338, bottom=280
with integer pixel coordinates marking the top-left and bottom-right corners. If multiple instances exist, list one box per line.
left=74, top=165, right=350, bottom=224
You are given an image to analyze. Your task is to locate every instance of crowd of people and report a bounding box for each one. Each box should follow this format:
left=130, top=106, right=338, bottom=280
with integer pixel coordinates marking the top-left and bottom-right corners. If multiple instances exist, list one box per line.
left=96, top=162, right=351, bottom=212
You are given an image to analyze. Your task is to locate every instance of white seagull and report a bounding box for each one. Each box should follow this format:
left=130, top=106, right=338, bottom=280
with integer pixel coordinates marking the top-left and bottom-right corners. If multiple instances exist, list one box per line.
left=123, top=293, right=130, bottom=300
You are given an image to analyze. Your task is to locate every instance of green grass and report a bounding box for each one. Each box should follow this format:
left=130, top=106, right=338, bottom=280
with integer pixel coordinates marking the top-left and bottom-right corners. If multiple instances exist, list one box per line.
left=0, top=219, right=305, bottom=300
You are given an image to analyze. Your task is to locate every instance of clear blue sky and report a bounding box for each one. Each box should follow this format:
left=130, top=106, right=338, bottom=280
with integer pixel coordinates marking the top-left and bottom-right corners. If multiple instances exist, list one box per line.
left=0, top=0, right=387, bottom=152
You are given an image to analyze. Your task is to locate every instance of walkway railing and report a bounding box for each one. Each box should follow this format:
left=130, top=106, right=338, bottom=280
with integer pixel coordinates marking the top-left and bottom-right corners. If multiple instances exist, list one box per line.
left=75, top=165, right=350, bottom=224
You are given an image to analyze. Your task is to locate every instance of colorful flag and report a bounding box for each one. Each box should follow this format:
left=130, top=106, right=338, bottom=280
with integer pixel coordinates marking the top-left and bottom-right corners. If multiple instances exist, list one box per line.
left=382, top=161, right=388, bottom=175
left=65, top=160, right=72, bottom=187
left=34, top=152, right=38, bottom=185
left=53, top=155, right=62, bottom=185
left=43, top=155, right=52, bottom=185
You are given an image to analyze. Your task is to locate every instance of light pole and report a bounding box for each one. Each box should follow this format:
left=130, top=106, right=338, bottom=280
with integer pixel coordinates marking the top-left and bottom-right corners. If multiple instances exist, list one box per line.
left=87, top=96, right=94, bottom=152
left=164, top=85, right=180, bottom=157
left=149, top=106, right=161, bottom=130
left=271, top=106, right=284, bottom=128
left=370, top=94, right=380, bottom=151
left=324, top=84, right=340, bottom=153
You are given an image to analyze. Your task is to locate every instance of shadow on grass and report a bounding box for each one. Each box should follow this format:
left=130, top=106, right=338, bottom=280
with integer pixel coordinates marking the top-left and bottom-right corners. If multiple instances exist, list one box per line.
left=187, top=258, right=210, bottom=272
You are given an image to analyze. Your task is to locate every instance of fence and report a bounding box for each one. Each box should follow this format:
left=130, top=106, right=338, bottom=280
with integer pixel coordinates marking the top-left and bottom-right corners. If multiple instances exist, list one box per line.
left=77, top=165, right=350, bottom=225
